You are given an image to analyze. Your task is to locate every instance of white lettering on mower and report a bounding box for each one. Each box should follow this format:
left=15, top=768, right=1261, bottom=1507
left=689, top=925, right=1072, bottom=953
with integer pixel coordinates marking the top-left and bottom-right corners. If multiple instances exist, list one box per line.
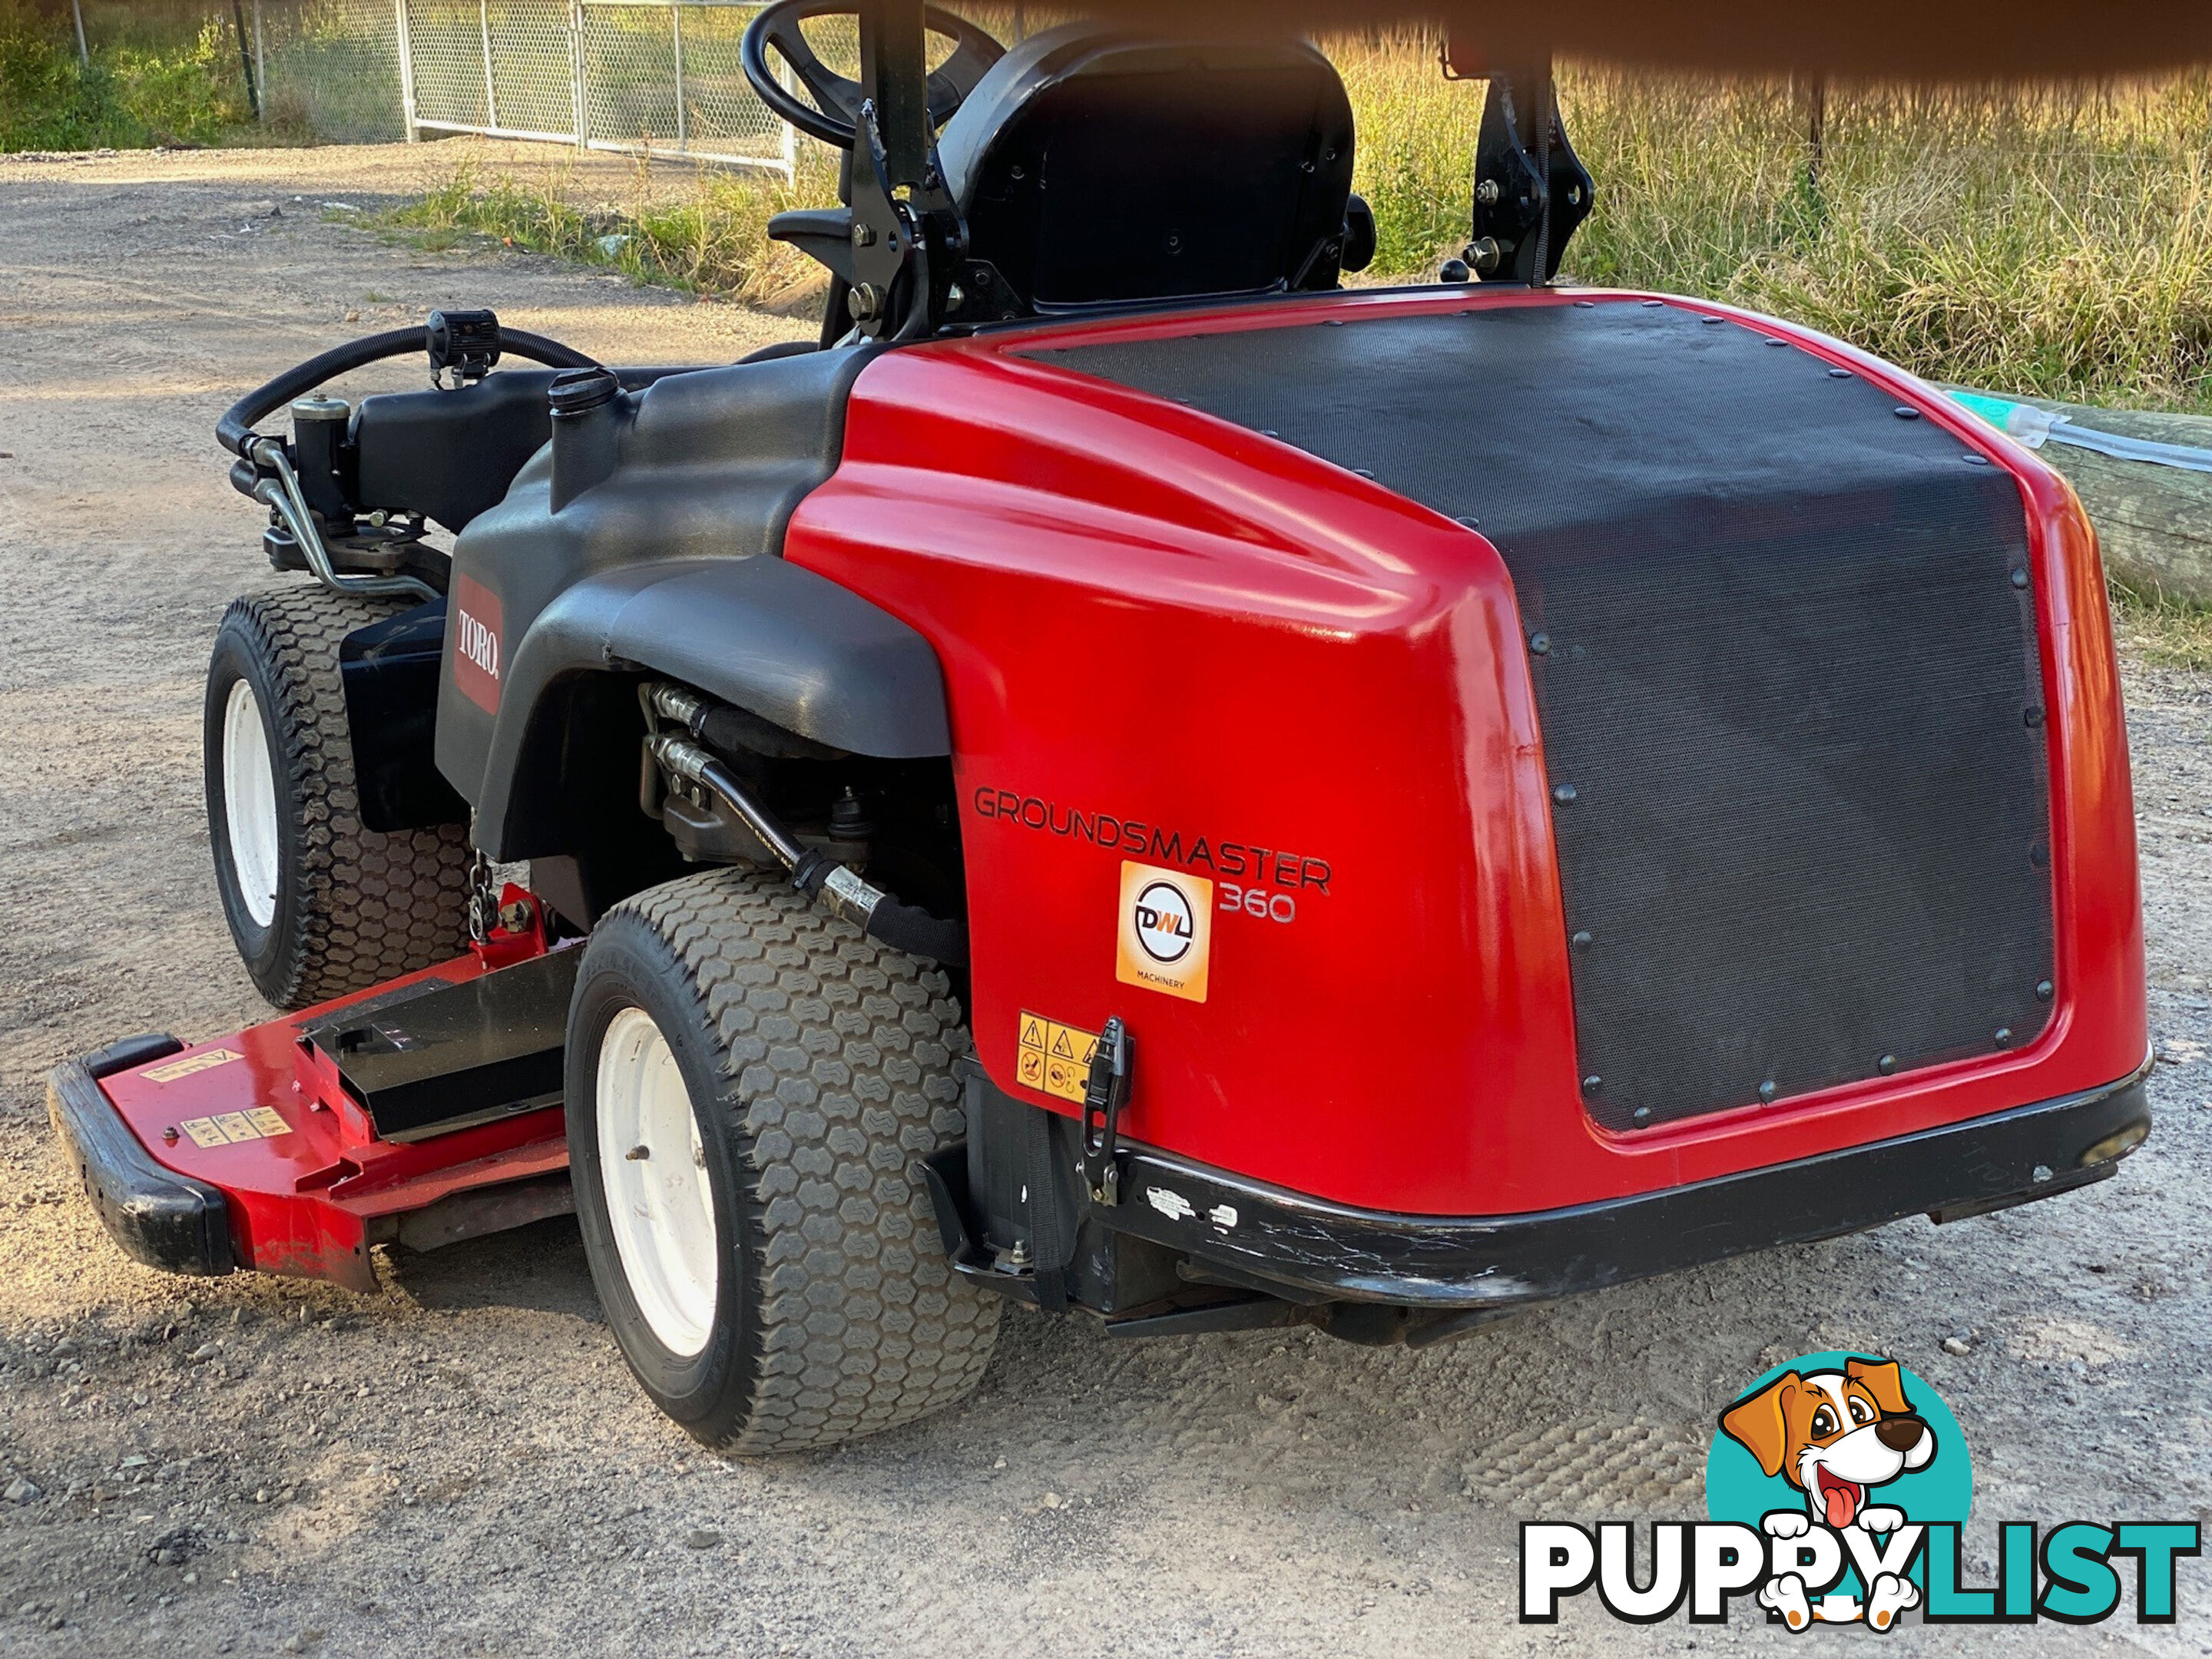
left=451, top=575, right=506, bottom=714
left=456, top=608, right=500, bottom=680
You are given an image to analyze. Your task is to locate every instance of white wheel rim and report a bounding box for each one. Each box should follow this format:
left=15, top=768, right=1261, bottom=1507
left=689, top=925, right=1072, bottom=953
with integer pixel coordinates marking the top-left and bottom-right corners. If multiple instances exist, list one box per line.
left=597, top=1007, right=720, bottom=1358
left=221, top=677, right=281, bottom=929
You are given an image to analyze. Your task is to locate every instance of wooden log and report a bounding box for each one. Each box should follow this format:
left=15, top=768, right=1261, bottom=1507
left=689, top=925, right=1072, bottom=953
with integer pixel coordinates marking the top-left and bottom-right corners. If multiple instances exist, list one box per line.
left=1942, top=386, right=2212, bottom=605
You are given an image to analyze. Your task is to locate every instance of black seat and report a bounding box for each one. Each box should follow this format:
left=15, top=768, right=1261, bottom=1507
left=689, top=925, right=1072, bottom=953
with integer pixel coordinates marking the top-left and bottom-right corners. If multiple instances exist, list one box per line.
left=937, top=25, right=1359, bottom=311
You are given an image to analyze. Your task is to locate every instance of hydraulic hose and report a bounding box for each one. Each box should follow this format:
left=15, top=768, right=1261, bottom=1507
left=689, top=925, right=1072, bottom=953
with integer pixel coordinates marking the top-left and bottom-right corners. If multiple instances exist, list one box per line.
left=217, top=326, right=599, bottom=456
left=650, top=720, right=969, bottom=968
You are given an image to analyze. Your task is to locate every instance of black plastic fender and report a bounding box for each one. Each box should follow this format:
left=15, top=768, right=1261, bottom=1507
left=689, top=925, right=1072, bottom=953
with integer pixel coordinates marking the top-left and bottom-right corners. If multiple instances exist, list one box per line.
left=463, top=555, right=952, bottom=861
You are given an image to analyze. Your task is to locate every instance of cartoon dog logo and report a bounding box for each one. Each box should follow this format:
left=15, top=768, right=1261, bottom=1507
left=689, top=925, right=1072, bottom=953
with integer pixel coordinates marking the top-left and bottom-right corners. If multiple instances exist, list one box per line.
left=1719, top=1357, right=1936, bottom=1630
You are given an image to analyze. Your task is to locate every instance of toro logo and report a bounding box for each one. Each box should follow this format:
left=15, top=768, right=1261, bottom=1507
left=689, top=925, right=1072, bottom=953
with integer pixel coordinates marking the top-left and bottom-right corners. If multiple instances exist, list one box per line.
left=1521, top=1350, right=2199, bottom=1630
left=452, top=574, right=503, bottom=714
left=1116, top=860, right=1210, bottom=1003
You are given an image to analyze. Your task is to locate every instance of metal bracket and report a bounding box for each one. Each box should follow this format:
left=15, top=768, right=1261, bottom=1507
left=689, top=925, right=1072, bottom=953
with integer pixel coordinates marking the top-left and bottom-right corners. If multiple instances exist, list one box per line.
left=1467, top=65, right=1594, bottom=284
left=843, top=98, right=968, bottom=339
left=248, top=435, right=438, bottom=604
left=1080, top=1016, right=1132, bottom=1206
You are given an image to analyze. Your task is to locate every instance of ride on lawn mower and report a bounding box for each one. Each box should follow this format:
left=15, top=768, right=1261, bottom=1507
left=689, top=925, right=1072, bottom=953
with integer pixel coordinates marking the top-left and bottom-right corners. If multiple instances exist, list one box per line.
left=48, top=0, right=2168, bottom=1452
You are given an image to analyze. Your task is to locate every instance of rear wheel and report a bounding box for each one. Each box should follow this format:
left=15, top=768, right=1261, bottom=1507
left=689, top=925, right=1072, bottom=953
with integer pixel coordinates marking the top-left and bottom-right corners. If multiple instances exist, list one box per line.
left=568, top=868, right=999, bottom=1452
left=204, top=584, right=472, bottom=1008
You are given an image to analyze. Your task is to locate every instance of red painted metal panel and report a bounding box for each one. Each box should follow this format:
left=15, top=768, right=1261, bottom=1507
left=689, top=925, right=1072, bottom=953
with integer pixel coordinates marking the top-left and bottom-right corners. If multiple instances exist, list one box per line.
left=95, top=902, right=570, bottom=1290
left=785, top=285, right=2146, bottom=1217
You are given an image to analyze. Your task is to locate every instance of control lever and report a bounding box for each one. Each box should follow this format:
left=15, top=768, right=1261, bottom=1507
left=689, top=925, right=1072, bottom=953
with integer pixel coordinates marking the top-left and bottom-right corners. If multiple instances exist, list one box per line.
left=1080, top=1017, right=1131, bottom=1206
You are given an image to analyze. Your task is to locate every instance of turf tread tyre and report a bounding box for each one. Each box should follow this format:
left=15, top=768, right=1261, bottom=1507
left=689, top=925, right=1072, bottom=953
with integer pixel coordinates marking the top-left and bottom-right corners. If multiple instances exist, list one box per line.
left=206, top=584, right=471, bottom=1008
left=573, top=868, right=999, bottom=1453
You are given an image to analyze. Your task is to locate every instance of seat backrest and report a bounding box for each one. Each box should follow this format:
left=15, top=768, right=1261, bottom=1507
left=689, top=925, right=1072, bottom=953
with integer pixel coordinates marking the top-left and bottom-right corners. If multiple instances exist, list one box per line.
left=938, top=25, right=1357, bottom=311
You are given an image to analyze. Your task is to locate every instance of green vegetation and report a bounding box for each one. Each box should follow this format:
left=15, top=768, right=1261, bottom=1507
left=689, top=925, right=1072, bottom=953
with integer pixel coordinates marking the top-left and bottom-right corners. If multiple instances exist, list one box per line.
left=2112, top=581, right=2212, bottom=671
left=372, top=40, right=2212, bottom=415
left=0, top=0, right=253, bottom=150
left=1334, top=40, right=2212, bottom=412
left=11, top=4, right=2212, bottom=411
left=369, top=153, right=836, bottom=306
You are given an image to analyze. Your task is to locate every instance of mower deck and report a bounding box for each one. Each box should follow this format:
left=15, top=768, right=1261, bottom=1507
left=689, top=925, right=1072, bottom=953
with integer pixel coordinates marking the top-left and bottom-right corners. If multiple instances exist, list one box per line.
left=47, top=911, right=575, bottom=1294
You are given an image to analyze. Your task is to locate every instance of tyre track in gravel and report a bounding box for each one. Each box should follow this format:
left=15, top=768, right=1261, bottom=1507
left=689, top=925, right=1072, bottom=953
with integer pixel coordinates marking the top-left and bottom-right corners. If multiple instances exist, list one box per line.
left=2, top=143, right=2209, bottom=1657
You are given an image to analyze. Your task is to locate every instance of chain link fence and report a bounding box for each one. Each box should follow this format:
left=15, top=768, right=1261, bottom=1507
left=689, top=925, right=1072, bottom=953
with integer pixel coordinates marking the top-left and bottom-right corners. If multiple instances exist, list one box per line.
left=246, top=0, right=796, bottom=170
left=251, top=0, right=408, bottom=142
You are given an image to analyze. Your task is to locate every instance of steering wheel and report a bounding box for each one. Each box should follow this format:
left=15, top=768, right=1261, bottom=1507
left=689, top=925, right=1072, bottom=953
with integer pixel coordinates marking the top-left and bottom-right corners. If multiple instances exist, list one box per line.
left=742, top=0, right=1005, bottom=149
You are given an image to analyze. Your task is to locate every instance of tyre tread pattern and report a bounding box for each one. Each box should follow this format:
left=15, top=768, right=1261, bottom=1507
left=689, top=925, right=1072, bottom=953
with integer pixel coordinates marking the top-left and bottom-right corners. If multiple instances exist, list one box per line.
left=224, top=584, right=471, bottom=1006
left=619, top=869, right=998, bottom=1452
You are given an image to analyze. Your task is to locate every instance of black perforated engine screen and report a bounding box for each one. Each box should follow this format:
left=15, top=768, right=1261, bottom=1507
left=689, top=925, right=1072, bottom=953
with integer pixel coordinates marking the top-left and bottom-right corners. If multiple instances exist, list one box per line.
left=1032, top=301, right=2055, bottom=1130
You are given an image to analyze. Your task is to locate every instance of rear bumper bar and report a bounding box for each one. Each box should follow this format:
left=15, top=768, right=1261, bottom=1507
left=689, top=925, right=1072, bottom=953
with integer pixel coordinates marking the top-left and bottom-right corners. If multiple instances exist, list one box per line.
left=47, top=1035, right=236, bottom=1278
left=1104, top=1058, right=2154, bottom=1308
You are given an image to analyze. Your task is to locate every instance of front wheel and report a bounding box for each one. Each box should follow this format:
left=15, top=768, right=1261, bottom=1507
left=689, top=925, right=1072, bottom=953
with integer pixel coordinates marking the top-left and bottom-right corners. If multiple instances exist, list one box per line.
left=567, top=869, right=998, bottom=1452
left=204, top=585, right=472, bottom=1008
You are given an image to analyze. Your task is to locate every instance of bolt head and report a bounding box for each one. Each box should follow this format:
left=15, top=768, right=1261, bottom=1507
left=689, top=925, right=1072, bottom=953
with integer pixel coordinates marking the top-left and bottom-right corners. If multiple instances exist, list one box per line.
left=1757, top=1081, right=1777, bottom=1103
left=1570, top=929, right=1592, bottom=949
left=1551, top=782, right=1578, bottom=804
left=1582, top=1075, right=1602, bottom=1091
left=1528, top=631, right=1551, bottom=655
left=1878, top=1054, right=1899, bottom=1075
left=2036, top=979, right=2055, bottom=1001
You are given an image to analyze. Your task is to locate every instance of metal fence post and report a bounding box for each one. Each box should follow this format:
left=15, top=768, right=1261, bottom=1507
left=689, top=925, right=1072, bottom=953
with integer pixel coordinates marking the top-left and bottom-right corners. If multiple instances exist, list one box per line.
left=393, top=0, right=419, bottom=141
left=570, top=1, right=588, bottom=150
left=479, top=0, right=499, bottom=131
left=671, top=3, right=687, bottom=151
left=251, top=0, right=267, bottom=123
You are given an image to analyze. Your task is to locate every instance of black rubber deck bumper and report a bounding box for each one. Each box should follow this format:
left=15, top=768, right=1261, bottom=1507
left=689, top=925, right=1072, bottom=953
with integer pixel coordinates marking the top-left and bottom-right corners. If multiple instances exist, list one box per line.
left=46, top=1035, right=235, bottom=1278
left=1103, top=1059, right=2154, bottom=1308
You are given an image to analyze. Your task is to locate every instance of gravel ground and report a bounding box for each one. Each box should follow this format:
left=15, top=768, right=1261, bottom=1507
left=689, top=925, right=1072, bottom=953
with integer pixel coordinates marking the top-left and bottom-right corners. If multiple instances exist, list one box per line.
left=2, top=143, right=2210, bottom=1658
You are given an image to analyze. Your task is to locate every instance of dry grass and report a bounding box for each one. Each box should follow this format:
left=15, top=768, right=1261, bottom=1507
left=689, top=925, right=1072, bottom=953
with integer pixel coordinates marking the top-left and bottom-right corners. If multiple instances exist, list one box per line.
left=2113, top=582, right=2212, bottom=671
left=378, top=35, right=2212, bottom=412
left=1332, top=38, right=2212, bottom=411
left=376, top=149, right=837, bottom=306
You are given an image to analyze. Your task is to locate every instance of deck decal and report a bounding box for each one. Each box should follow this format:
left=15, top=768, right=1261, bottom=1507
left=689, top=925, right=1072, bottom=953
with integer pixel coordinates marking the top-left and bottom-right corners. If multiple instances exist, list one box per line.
left=177, top=1106, right=292, bottom=1147
left=142, top=1048, right=243, bottom=1084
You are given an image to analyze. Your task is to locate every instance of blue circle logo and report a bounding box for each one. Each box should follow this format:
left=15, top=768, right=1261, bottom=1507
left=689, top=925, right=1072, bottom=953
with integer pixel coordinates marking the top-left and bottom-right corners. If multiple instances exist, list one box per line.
left=1707, top=1351, right=1972, bottom=1628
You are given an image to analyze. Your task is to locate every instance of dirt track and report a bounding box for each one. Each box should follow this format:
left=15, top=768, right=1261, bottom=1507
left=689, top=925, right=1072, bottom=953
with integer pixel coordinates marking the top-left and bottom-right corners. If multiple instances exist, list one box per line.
left=2, top=143, right=2211, bottom=1658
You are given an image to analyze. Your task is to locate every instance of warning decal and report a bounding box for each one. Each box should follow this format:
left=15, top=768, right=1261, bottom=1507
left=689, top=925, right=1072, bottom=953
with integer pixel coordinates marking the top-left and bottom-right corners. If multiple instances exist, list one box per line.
left=177, top=1107, right=292, bottom=1148
left=142, top=1048, right=243, bottom=1084
left=1018, top=1012, right=1098, bottom=1105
